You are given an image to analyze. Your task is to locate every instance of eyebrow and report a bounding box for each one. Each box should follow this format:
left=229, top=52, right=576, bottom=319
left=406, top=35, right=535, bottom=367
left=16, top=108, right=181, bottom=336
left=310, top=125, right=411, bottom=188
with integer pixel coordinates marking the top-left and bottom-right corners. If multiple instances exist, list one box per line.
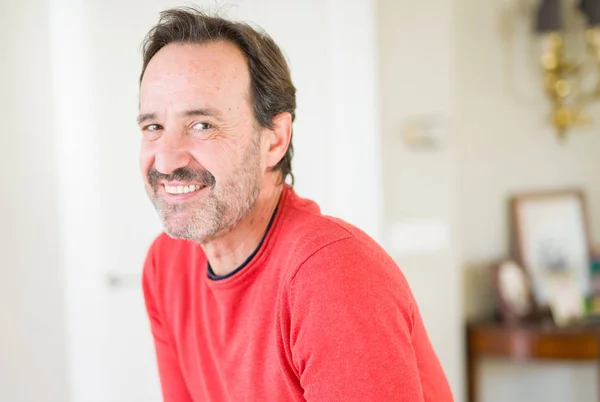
left=137, top=113, right=157, bottom=125
left=137, top=108, right=222, bottom=125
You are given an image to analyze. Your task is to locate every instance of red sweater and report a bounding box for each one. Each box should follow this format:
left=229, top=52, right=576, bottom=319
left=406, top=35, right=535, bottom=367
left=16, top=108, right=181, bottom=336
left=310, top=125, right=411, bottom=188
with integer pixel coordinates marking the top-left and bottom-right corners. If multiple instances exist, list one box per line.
left=143, top=185, right=453, bottom=401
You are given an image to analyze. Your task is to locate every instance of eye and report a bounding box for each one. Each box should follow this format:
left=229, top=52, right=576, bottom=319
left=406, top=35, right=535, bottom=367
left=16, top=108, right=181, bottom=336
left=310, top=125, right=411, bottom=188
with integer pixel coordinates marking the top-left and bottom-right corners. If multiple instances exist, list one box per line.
left=144, top=124, right=162, bottom=132
left=141, top=123, right=162, bottom=141
left=191, top=121, right=214, bottom=131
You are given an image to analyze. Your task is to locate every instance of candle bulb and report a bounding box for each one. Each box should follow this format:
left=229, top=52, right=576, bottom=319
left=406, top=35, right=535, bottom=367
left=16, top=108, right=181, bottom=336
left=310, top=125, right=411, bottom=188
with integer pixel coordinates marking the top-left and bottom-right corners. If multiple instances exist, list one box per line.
left=536, top=0, right=564, bottom=32
left=579, top=0, right=600, bottom=26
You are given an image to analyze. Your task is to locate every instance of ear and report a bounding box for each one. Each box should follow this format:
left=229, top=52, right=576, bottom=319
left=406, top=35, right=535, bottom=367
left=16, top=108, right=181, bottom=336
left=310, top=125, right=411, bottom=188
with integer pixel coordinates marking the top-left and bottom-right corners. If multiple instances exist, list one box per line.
left=263, top=112, right=292, bottom=170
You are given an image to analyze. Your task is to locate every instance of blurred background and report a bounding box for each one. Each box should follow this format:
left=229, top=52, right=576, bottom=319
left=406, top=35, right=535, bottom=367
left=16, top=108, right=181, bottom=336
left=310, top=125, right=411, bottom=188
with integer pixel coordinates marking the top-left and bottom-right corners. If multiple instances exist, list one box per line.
left=1, top=0, right=599, bottom=401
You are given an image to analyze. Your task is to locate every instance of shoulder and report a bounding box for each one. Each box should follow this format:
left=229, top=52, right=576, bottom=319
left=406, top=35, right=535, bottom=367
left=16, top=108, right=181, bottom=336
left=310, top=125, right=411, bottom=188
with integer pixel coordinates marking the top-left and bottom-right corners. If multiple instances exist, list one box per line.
left=276, top=215, right=414, bottom=321
left=289, top=231, right=412, bottom=305
left=275, top=186, right=360, bottom=265
left=278, top=188, right=412, bottom=302
left=278, top=209, right=355, bottom=264
left=279, top=225, right=418, bottom=350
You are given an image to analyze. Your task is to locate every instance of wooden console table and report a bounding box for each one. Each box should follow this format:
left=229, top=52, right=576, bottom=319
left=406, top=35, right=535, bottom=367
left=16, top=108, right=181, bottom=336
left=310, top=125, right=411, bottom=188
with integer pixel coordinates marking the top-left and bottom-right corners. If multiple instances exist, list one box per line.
left=467, top=319, right=600, bottom=402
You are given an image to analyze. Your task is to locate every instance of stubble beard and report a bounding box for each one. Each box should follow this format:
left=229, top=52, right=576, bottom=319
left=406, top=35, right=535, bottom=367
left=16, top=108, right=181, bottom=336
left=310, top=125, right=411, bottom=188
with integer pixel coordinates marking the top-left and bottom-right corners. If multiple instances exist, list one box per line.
left=149, top=134, right=262, bottom=244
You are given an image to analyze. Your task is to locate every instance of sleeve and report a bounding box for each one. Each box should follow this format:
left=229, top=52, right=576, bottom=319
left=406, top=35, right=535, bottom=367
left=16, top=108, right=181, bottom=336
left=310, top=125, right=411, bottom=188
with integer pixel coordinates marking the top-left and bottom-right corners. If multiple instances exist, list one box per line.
left=286, top=239, right=452, bottom=402
left=142, top=239, right=194, bottom=402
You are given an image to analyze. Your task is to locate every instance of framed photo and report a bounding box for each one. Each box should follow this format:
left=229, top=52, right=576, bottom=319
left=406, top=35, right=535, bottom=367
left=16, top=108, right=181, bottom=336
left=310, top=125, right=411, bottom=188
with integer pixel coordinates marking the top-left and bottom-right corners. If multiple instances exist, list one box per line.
left=510, top=189, right=592, bottom=307
left=491, top=259, right=537, bottom=322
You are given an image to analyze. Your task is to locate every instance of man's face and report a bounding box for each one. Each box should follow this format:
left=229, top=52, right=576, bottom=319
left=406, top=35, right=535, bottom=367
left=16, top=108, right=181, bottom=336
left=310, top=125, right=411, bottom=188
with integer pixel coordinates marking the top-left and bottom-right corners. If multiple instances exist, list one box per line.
left=139, top=41, right=264, bottom=243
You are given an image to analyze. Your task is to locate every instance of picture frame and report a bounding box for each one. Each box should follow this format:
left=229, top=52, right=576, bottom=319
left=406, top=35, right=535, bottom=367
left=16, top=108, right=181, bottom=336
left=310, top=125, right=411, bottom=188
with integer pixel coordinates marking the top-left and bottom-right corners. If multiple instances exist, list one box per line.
left=510, top=189, right=593, bottom=308
left=491, top=259, right=537, bottom=322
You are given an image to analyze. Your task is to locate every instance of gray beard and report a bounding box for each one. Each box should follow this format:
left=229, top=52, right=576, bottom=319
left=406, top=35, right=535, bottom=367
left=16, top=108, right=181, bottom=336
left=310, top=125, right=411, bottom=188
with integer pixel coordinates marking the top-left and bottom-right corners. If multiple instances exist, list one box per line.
left=150, top=134, right=262, bottom=243
left=154, top=179, right=259, bottom=244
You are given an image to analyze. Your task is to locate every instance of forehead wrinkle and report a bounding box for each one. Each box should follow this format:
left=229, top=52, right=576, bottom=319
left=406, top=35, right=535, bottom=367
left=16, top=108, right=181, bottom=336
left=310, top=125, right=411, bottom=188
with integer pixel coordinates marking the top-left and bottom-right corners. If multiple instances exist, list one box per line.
left=143, top=67, right=247, bottom=102
left=140, top=42, right=253, bottom=119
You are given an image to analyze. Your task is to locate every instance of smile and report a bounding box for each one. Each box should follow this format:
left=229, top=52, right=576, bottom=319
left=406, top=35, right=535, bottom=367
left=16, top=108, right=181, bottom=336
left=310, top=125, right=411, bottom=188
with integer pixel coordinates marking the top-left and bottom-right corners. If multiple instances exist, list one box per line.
left=164, top=184, right=206, bottom=195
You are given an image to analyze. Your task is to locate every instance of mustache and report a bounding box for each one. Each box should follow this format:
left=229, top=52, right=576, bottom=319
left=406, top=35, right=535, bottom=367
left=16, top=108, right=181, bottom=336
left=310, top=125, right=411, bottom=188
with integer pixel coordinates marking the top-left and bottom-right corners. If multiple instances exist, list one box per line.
left=147, top=166, right=216, bottom=188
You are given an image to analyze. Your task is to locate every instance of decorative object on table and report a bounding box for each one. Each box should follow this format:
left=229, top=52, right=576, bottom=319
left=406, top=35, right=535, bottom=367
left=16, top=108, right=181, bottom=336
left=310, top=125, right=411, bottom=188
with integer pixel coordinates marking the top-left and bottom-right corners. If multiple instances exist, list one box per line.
left=533, top=0, right=600, bottom=139
left=510, top=189, right=593, bottom=308
left=583, top=294, right=600, bottom=318
left=589, top=249, right=600, bottom=295
left=491, top=259, right=537, bottom=322
left=583, top=248, right=600, bottom=320
left=545, top=269, right=585, bottom=326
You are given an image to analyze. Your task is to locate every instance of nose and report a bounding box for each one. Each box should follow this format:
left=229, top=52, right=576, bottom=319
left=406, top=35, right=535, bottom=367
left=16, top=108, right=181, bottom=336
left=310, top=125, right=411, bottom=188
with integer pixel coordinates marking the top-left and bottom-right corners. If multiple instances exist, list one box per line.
left=153, top=129, right=192, bottom=175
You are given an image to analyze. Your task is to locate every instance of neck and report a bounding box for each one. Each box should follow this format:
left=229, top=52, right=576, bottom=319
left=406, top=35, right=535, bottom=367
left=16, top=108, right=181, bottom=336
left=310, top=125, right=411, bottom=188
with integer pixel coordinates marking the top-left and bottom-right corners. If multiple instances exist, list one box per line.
left=202, top=183, right=284, bottom=277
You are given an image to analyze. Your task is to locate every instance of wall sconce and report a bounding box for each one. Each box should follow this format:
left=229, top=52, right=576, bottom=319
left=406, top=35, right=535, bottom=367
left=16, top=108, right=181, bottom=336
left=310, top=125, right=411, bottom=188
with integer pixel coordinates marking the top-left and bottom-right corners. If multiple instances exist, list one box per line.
left=535, top=0, right=600, bottom=139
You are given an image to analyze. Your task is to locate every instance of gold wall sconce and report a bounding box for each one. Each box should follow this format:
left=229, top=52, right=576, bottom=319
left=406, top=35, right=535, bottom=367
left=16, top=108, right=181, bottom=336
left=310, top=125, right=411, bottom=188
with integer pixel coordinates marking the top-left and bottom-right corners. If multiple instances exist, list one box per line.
left=535, top=0, right=600, bottom=139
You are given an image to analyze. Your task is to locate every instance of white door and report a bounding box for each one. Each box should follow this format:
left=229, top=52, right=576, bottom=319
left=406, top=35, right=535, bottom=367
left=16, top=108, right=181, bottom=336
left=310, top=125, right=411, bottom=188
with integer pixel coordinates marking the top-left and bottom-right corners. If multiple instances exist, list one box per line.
left=50, top=1, right=381, bottom=401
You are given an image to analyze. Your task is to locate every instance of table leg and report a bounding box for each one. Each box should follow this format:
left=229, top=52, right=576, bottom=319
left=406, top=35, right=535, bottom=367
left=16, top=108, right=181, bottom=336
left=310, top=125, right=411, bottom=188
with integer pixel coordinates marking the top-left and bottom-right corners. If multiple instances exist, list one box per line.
left=597, top=335, right=600, bottom=402
left=467, top=330, right=477, bottom=402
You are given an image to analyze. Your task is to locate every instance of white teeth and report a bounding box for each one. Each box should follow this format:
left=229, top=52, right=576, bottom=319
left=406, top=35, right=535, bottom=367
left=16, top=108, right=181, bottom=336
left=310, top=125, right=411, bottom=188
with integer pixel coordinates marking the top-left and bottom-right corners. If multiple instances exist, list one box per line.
left=165, top=184, right=204, bottom=195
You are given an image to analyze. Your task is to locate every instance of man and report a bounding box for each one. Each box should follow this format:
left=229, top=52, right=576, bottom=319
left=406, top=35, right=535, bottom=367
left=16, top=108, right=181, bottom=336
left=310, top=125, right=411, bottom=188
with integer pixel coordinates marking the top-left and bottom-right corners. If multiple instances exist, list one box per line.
left=139, top=7, right=453, bottom=402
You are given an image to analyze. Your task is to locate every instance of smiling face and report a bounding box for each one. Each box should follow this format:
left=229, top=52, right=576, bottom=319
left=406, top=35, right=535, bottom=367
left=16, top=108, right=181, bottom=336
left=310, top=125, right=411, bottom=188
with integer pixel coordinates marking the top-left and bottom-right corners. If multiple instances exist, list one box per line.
left=139, top=41, right=265, bottom=243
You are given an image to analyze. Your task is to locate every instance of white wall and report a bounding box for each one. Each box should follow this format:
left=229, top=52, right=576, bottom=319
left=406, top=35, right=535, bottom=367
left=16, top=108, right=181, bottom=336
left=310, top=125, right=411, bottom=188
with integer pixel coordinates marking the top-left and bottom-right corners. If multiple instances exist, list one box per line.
left=377, top=0, right=463, bottom=400
left=0, top=0, right=68, bottom=401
